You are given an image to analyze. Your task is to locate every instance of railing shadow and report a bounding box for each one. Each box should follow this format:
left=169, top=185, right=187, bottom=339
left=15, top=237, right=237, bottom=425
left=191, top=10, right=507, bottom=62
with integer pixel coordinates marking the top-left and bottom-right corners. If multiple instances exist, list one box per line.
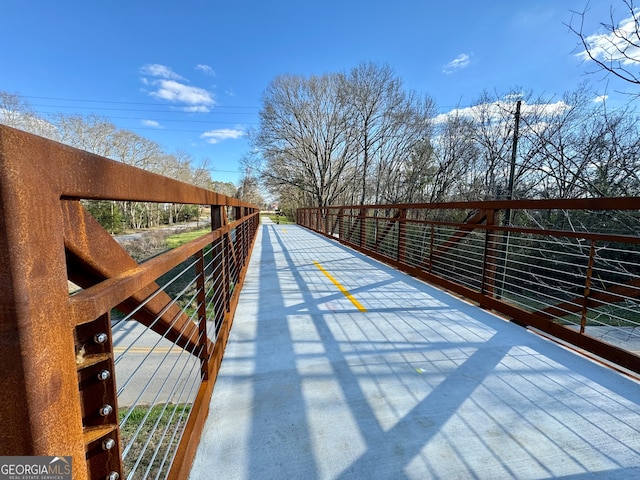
left=212, top=222, right=640, bottom=479
left=298, top=202, right=640, bottom=377
left=246, top=224, right=319, bottom=478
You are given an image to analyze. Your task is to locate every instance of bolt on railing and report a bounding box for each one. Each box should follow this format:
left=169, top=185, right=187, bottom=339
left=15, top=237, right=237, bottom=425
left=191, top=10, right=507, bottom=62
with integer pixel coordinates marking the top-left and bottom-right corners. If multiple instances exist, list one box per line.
left=298, top=200, right=640, bottom=375
left=0, top=125, right=258, bottom=479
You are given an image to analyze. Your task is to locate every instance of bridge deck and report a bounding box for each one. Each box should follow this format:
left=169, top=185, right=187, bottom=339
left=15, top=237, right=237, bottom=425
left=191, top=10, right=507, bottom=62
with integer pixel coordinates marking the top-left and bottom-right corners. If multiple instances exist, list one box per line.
left=190, top=219, right=640, bottom=479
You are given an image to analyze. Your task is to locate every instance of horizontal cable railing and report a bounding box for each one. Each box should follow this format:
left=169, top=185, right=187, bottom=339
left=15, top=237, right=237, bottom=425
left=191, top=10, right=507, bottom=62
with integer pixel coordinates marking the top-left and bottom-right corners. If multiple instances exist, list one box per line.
left=0, top=125, right=258, bottom=479
left=297, top=199, right=640, bottom=375
left=113, top=252, right=205, bottom=480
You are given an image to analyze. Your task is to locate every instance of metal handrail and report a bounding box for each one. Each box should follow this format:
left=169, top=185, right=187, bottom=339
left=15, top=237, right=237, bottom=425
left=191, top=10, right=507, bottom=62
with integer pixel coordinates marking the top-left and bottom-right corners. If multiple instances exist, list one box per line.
left=297, top=200, right=640, bottom=375
left=0, top=125, right=258, bottom=479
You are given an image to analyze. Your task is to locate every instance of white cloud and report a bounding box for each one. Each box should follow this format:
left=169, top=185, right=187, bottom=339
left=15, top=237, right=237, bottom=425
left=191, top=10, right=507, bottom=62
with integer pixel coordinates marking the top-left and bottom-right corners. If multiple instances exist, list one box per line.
left=139, top=63, right=185, bottom=80
left=140, top=63, right=216, bottom=111
left=433, top=100, right=570, bottom=125
left=195, top=64, right=216, bottom=76
left=579, top=11, right=640, bottom=65
left=443, top=53, right=470, bottom=74
left=433, top=100, right=571, bottom=142
left=141, top=119, right=161, bottom=127
left=529, top=100, right=571, bottom=116
left=184, top=105, right=212, bottom=113
left=201, top=128, right=245, bottom=144
left=149, top=79, right=215, bottom=109
left=594, top=94, right=609, bottom=103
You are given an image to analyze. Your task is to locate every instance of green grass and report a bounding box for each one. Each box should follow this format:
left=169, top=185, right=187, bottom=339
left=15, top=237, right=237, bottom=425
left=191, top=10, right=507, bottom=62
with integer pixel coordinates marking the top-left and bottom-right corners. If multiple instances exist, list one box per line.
left=265, top=214, right=295, bottom=224
left=119, top=403, right=192, bottom=479
left=165, top=228, right=211, bottom=249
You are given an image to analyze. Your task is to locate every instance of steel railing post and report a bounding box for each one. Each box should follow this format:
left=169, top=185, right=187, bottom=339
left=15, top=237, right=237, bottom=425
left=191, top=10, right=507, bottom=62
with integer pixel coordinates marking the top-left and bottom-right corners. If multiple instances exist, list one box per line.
left=359, top=208, right=367, bottom=248
left=75, top=313, right=122, bottom=479
left=481, top=209, right=500, bottom=297
left=398, top=208, right=407, bottom=263
left=428, top=223, right=435, bottom=273
left=195, top=249, right=210, bottom=380
left=580, top=240, right=597, bottom=334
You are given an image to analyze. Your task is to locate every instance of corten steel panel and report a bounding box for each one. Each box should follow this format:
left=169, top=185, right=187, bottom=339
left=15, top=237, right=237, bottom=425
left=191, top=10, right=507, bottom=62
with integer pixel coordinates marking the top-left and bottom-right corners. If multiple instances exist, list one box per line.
left=0, top=125, right=258, bottom=478
left=63, top=200, right=205, bottom=354
left=0, top=127, right=86, bottom=462
left=0, top=126, right=254, bottom=208
left=66, top=213, right=254, bottom=325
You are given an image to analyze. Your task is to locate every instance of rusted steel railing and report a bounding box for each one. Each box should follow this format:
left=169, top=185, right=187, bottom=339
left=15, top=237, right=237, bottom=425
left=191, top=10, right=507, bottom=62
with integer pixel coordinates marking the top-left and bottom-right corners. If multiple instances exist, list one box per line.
left=298, top=199, right=640, bottom=375
left=0, top=125, right=259, bottom=479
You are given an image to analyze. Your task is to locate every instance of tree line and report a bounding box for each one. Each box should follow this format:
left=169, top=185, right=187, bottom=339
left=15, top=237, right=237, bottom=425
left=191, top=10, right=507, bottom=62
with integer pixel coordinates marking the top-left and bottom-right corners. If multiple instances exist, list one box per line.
left=250, top=62, right=640, bottom=216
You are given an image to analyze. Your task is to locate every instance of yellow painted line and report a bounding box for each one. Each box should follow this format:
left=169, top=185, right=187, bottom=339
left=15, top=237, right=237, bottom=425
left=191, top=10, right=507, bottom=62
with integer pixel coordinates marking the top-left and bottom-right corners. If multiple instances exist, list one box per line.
left=313, top=261, right=367, bottom=312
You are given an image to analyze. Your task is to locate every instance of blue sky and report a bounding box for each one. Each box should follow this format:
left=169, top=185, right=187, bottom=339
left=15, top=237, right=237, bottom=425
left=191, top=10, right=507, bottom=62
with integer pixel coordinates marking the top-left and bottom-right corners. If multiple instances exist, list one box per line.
left=0, top=0, right=631, bottom=185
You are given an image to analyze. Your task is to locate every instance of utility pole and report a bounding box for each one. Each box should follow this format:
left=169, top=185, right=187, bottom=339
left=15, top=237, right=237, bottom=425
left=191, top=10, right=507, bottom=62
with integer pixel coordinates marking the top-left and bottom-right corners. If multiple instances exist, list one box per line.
left=497, top=99, right=522, bottom=300
left=505, top=99, right=522, bottom=225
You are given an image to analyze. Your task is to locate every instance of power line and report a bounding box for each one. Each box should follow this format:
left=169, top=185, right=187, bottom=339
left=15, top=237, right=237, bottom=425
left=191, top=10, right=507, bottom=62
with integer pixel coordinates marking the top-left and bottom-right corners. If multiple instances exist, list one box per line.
left=134, top=127, right=250, bottom=133
left=31, top=104, right=258, bottom=115
left=18, top=93, right=262, bottom=130
left=17, top=97, right=261, bottom=131
left=31, top=112, right=259, bottom=126
left=18, top=94, right=259, bottom=109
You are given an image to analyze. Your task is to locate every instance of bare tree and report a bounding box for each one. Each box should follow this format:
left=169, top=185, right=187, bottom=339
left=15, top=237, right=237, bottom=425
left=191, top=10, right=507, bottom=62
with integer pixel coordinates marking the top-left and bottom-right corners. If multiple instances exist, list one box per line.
left=237, top=174, right=265, bottom=206
left=0, top=91, right=57, bottom=139
left=255, top=64, right=435, bottom=208
left=518, top=84, right=640, bottom=198
left=342, top=63, right=412, bottom=204
left=256, top=73, right=356, bottom=208
left=55, top=114, right=118, bottom=157
left=211, top=181, right=238, bottom=197
left=467, top=91, right=520, bottom=199
left=430, top=114, right=478, bottom=201
left=110, top=129, right=164, bottom=170
left=569, top=1, right=640, bottom=87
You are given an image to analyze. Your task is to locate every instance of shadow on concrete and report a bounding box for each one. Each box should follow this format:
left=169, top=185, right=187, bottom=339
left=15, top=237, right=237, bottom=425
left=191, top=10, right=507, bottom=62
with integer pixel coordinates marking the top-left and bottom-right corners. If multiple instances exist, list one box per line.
left=190, top=224, right=640, bottom=479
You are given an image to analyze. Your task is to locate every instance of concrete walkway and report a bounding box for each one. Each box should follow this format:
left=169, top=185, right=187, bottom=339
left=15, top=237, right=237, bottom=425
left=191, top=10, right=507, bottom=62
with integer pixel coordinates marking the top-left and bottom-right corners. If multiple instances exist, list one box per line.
left=190, top=221, right=640, bottom=480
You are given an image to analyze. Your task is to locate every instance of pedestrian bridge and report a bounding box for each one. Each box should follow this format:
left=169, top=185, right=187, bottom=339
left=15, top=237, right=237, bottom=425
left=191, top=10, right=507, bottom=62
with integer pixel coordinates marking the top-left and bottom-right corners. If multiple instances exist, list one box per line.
left=189, top=219, right=640, bottom=479
left=1, top=125, right=640, bottom=479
